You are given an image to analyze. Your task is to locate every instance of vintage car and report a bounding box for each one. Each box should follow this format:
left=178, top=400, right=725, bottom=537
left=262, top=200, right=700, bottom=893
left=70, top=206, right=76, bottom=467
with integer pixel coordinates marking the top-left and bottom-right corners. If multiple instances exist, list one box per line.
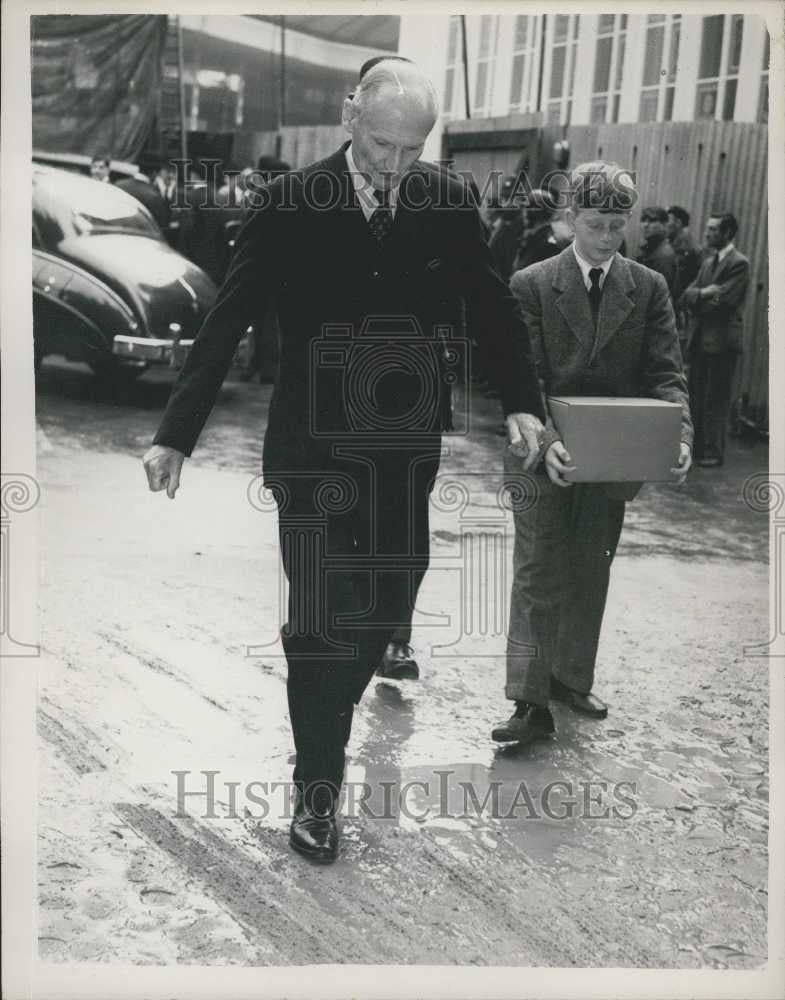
left=32, top=164, right=244, bottom=379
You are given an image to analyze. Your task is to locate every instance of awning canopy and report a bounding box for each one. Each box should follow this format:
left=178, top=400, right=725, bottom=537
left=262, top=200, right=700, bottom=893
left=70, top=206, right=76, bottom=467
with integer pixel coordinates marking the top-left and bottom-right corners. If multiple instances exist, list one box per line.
left=249, top=15, right=399, bottom=52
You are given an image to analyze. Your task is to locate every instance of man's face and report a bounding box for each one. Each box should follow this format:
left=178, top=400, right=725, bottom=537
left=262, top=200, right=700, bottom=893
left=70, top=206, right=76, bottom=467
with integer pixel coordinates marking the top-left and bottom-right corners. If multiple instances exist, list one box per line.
left=704, top=217, right=728, bottom=250
left=640, top=215, right=666, bottom=240
left=90, top=160, right=110, bottom=182
left=343, top=93, right=434, bottom=191
left=666, top=213, right=682, bottom=239
left=567, top=207, right=629, bottom=265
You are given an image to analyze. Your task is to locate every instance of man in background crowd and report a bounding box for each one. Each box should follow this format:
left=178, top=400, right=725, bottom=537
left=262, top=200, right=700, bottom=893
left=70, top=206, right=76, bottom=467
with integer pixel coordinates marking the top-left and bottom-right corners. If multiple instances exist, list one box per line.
left=667, top=204, right=702, bottom=349
left=89, top=155, right=111, bottom=183
left=637, top=206, right=679, bottom=301
left=681, top=212, right=750, bottom=468
left=511, top=188, right=571, bottom=273
left=667, top=204, right=702, bottom=291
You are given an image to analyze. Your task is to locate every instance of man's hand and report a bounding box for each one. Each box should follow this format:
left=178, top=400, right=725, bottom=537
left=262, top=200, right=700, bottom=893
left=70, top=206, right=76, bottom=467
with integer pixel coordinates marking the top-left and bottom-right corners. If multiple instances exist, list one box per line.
left=544, top=440, right=576, bottom=487
left=143, top=445, right=185, bottom=499
left=505, top=412, right=545, bottom=471
left=700, top=283, right=721, bottom=298
left=671, top=442, right=692, bottom=484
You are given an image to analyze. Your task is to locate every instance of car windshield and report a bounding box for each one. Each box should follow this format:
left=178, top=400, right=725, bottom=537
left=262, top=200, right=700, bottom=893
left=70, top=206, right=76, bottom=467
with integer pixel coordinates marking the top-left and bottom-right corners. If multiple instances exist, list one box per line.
left=33, top=169, right=163, bottom=247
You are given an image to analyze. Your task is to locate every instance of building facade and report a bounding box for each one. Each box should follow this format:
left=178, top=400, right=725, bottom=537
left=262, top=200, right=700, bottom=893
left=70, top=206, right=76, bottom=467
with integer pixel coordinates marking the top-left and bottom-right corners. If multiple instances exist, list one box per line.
left=398, top=12, right=771, bottom=161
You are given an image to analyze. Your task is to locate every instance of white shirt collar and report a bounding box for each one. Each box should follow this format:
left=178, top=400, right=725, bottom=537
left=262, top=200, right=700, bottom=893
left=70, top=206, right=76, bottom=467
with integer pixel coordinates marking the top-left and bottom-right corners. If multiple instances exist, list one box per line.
left=345, top=145, right=398, bottom=221
left=571, top=242, right=615, bottom=291
left=717, top=241, right=735, bottom=262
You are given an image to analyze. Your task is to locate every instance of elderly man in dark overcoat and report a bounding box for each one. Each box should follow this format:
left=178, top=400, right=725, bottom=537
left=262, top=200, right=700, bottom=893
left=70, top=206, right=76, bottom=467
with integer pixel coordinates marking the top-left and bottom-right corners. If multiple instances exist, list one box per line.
left=143, top=59, right=545, bottom=862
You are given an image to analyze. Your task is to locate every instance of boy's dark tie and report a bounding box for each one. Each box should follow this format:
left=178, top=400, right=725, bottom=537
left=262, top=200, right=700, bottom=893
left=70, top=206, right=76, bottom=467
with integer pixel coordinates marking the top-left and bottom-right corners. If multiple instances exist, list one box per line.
left=369, top=188, right=393, bottom=245
left=588, top=267, right=603, bottom=327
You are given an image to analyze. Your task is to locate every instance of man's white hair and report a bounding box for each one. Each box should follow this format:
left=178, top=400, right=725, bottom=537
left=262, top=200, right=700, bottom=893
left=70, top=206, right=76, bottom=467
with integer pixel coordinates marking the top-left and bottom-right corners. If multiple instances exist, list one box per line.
left=352, top=59, right=438, bottom=118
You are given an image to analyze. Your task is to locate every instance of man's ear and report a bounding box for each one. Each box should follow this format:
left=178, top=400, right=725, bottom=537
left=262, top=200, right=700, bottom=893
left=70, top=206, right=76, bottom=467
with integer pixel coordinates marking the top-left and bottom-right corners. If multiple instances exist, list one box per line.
left=565, top=207, right=577, bottom=233
left=341, top=98, right=356, bottom=133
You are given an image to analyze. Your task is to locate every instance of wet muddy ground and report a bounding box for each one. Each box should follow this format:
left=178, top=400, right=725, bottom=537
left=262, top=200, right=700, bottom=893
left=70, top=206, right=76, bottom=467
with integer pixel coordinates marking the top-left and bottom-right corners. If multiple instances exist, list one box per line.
left=34, top=359, right=769, bottom=967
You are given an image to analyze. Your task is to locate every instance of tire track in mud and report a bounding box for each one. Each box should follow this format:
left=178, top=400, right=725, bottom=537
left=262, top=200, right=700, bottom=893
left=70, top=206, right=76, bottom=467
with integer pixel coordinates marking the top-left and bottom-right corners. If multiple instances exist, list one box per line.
left=96, top=630, right=229, bottom=712
left=37, top=709, right=108, bottom=776
left=114, top=802, right=381, bottom=964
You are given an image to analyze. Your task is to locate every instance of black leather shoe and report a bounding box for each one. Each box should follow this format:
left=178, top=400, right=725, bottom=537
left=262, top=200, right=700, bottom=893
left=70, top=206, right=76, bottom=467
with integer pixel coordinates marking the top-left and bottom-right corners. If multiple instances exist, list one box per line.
left=491, top=702, right=555, bottom=744
left=289, top=786, right=339, bottom=864
left=550, top=677, right=608, bottom=718
left=376, top=642, right=420, bottom=681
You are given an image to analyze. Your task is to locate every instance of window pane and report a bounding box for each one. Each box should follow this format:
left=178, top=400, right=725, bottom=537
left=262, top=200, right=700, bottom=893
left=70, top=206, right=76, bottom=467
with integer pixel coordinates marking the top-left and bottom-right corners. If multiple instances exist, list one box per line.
left=448, top=17, right=458, bottom=62
left=572, top=15, right=580, bottom=39
left=590, top=95, right=607, bottom=122
left=758, top=75, right=769, bottom=123
left=478, top=15, right=492, bottom=58
left=621, top=14, right=628, bottom=30
left=668, top=20, right=681, bottom=83
left=643, top=26, right=665, bottom=87
left=639, top=88, right=659, bottom=122
left=615, top=34, right=626, bottom=89
left=514, top=15, right=528, bottom=50
left=648, top=14, right=666, bottom=24
left=695, top=81, right=718, bottom=119
left=475, top=61, right=488, bottom=108
left=550, top=45, right=566, bottom=98
left=763, top=31, right=770, bottom=69
left=722, top=77, right=737, bottom=120
left=664, top=86, right=675, bottom=121
left=699, top=15, right=724, bottom=79
left=593, top=36, right=612, bottom=92
left=547, top=100, right=561, bottom=123
left=612, top=92, right=621, bottom=123
left=727, top=15, right=744, bottom=74
left=444, top=67, right=455, bottom=112
left=509, top=53, right=525, bottom=105
left=554, top=15, right=569, bottom=43
left=598, top=14, right=615, bottom=33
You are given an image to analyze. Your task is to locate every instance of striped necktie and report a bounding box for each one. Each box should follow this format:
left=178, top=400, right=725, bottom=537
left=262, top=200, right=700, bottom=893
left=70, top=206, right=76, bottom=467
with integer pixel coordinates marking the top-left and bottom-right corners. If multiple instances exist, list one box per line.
left=369, top=188, right=393, bottom=246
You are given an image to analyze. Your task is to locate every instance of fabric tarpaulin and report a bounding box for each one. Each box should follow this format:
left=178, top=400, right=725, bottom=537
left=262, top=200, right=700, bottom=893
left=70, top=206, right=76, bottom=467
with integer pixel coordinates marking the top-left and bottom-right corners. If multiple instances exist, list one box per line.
left=32, top=15, right=168, bottom=162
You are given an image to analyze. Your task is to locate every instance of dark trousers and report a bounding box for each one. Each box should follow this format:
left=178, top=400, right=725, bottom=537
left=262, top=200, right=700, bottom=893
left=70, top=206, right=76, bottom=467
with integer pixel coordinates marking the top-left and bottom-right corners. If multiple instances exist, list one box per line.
left=272, top=441, right=440, bottom=799
left=688, top=344, right=737, bottom=463
left=504, top=453, right=626, bottom=704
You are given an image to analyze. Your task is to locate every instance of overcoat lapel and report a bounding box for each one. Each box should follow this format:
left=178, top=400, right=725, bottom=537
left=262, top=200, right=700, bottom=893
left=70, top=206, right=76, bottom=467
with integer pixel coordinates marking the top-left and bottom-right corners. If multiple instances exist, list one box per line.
left=553, top=249, right=594, bottom=348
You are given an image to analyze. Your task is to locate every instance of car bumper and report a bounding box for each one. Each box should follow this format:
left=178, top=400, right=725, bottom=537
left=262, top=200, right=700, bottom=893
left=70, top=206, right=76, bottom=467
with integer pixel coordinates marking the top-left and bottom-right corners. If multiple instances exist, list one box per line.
left=112, top=333, right=250, bottom=369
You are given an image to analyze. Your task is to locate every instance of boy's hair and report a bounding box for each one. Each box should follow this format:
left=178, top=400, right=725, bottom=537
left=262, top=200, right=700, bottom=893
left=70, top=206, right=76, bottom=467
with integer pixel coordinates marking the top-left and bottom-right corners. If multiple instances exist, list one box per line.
left=569, top=160, right=637, bottom=213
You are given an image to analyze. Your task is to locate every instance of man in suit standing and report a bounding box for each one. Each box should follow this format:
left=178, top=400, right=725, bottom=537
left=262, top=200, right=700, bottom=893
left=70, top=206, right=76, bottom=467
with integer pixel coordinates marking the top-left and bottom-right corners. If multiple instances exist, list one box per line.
left=637, top=206, right=680, bottom=302
left=493, top=161, right=692, bottom=747
left=142, top=59, right=545, bottom=862
left=681, top=213, right=750, bottom=468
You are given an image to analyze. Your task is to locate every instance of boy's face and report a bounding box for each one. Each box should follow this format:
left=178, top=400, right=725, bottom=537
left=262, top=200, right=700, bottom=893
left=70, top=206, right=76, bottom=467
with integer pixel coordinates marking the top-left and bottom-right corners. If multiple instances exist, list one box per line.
left=567, top=207, right=629, bottom=265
